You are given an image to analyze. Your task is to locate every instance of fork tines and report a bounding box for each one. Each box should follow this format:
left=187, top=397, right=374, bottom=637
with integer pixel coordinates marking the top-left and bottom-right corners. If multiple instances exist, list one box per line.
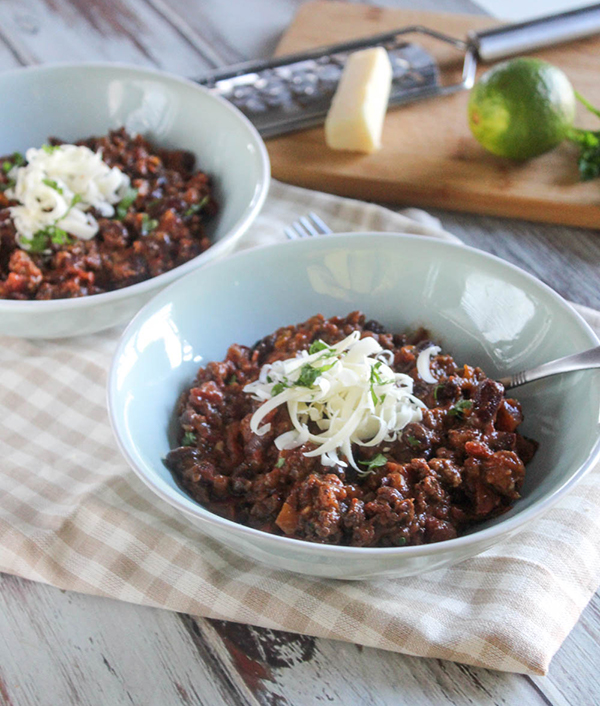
left=284, top=212, right=332, bottom=239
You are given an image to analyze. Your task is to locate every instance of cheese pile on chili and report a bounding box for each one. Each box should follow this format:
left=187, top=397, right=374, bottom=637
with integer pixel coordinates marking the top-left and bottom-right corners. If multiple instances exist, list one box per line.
left=244, top=332, right=427, bottom=470
left=6, top=144, right=130, bottom=248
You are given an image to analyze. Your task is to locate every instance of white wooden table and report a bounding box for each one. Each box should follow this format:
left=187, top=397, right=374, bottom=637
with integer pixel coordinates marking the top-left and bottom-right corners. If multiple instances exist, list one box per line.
left=1, top=1, right=599, bottom=704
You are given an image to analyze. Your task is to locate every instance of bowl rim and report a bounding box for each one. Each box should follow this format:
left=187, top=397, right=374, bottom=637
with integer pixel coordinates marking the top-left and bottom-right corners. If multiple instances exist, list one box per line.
left=0, top=61, right=271, bottom=311
left=107, top=231, right=600, bottom=558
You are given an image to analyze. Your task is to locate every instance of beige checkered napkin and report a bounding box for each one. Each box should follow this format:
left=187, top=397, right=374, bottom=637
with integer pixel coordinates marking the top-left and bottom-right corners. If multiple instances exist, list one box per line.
left=1, top=180, right=599, bottom=676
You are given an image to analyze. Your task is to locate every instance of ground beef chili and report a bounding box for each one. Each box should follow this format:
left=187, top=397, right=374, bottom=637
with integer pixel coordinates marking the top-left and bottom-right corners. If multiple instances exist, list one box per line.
left=0, top=128, right=217, bottom=299
left=165, top=312, right=538, bottom=547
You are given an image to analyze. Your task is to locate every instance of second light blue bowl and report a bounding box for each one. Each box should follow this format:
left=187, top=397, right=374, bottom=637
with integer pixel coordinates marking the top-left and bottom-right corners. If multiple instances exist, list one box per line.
left=108, top=233, right=600, bottom=579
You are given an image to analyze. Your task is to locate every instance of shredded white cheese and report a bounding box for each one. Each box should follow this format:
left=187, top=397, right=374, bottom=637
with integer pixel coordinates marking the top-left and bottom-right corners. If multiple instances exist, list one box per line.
left=6, top=144, right=131, bottom=249
left=416, top=345, right=441, bottom=384
left=243, top=332, right=426, bottom=470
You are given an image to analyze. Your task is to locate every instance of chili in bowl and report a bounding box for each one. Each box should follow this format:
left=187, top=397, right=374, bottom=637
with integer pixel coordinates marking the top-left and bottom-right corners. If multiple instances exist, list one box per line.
left=0, top=63, right=269, bottom=338
left=108, top=234, right=600, bottom=580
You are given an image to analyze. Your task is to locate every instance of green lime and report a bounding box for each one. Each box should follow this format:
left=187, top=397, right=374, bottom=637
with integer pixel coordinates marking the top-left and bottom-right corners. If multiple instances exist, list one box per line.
left=468, top=57, right=576, bottom=161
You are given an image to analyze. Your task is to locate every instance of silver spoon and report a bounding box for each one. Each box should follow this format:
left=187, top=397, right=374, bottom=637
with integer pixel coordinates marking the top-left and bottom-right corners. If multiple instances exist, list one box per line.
left=498, top=346, right=600, bottom=390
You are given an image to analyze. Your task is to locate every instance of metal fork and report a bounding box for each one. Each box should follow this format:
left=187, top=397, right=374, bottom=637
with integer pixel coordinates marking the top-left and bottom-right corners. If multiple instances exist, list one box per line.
left=498, top=345, right=600, bottom=390
left=283, top=214, right=600, bottom=391
left=284, top=212, right=333, bottom=239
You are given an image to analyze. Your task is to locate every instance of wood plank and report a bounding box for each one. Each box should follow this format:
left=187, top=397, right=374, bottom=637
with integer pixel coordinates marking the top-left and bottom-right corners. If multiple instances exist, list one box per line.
left=0, top=0, right=214, bottom=73
left=430, top=209, right=600, bottom=309
left=205, top=619, right=551, bottom=706
left=540, top=592, right=600, bottom=706
left=0, top=572, right=260, bottom=706
left=152, top=0, right=313, bottom=66
left=267, top=1, right=600, bottom=229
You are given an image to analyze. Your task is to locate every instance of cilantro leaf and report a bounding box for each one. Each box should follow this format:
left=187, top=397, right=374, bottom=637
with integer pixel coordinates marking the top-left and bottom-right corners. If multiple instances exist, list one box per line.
left=116, top=187, right=138, bottom=219
left=294, top=361, right=336, bottom=388
left=20, top=231, right=50, bottom=254
left=309, top=339, right=329, bottom=354
left=357, top=454, right=388, bottom=477
left=140, top=213, right=159, bottom=235
left=405, top=434, right=420, bottom=448
left=448, top=399, right=473, bottom=418
left=271, top=381, right=289, bottom=396
left=22, top=225, right=73, bottom=253
left=275, top=457, right=285, bottom=468
left=43, top=178, right=63, bottom=194
left=42, top=144, right=60, bottom=154
left=567, top=92, right=600, bottom=181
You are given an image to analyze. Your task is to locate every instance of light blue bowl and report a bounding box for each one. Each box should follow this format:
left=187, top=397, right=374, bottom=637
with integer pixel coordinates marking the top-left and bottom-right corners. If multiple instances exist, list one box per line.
left=108, top=234, right=600, bottom=579
left=0, top=63, right=270, bottom=337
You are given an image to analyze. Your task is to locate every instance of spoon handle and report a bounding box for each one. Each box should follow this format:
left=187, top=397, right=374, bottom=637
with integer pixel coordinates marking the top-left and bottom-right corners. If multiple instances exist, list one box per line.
left=498, top=345, right=600, bottom=390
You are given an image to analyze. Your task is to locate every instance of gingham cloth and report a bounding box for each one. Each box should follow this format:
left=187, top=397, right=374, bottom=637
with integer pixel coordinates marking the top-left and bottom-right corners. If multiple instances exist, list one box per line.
left=1, top=180, right=599, bottom=675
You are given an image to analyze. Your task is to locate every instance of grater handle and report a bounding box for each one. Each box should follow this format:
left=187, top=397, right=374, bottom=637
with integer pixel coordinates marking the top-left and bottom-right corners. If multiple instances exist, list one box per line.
left=468, top=4, right=600, bottom=62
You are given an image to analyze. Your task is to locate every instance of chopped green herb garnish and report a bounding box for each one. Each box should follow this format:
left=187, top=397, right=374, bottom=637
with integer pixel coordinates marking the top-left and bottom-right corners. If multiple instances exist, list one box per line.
left=42, top=178, right=63, bottom=194
left=57, top=193, right=83, bottom=223
left=275, top=457, right=285, bottom=468
left=294, top=360, right=336, bottom=388
left=309, top=340, right=329, bottom=354
left=0, top=179, right=15, bottom=193
left=21, top=224, right=73, bottom=253
left=405, top=434, right=420, bottom=448
left=184, top=195, right=209, bottom=217
left=182, top=431, right=197, bottom=447
left=116, top=187, right=138, bottom=219
left=357, top=453, right=388, bottom=477
left=140, top=213, right=159, bottom=235
left=3, top=152, right=25, bottom=172
left=271, top=381, right=289, bottom=396
left=20, top=231, right=50, bottom=254
left=48, top=226, right=71, bottom=245
left=449, top=399, right=473, bottom=418
left=395, top=537, right=407, bottom=547
left=228, top=375, right=238, bottom=386
left=433, top=383, right=443, bottom=403
left=42, top=144, right=60, bottom=154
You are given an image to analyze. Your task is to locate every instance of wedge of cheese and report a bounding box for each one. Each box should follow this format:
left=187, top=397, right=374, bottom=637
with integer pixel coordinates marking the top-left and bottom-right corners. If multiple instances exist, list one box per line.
left=324, top=47, right=393, bottom=154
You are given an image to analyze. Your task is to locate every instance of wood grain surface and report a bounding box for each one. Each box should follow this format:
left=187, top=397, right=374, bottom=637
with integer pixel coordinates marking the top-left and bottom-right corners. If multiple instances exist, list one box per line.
left=0, top=1, right=599, bottom=705
left=268, top=0, right=600, bottom=229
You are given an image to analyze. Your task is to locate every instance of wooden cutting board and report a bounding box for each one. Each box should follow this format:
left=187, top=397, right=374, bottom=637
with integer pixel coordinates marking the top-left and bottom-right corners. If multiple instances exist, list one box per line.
left=268, top=1, right=600, bottom=229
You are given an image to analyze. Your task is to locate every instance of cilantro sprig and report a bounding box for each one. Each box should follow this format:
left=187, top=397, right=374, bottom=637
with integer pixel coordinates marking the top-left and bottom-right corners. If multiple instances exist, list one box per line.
left=357, top=454, right=388, bottom=477
left=567, top=92, right=600, bottom=181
